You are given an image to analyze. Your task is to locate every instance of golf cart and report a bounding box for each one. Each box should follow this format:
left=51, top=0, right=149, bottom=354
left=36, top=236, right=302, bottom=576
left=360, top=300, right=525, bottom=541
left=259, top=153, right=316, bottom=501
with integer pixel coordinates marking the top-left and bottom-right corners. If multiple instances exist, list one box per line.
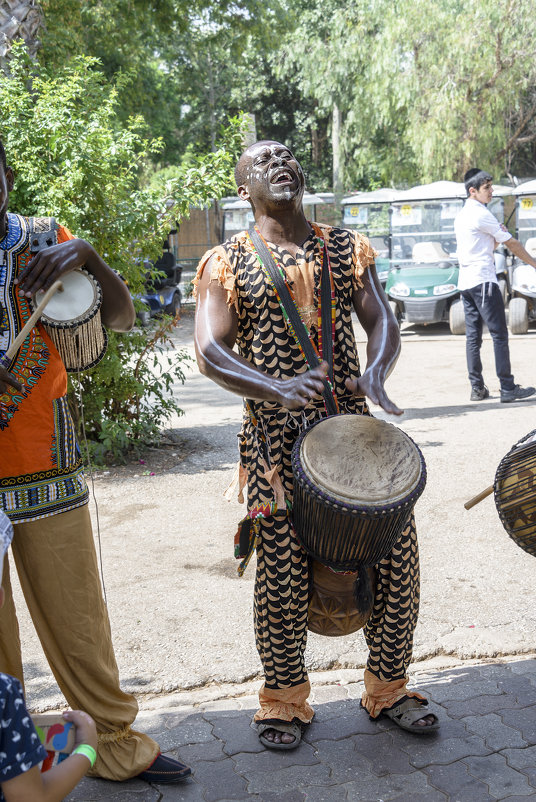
left=509, top=179, right=536, bottom=334
left=386, top=181, right=510, bottom=334
left=137, top=246, right=182, bottom=326
left=341, top=188, right=398, bottom=287
left=221, top=192, right=329, bottom=240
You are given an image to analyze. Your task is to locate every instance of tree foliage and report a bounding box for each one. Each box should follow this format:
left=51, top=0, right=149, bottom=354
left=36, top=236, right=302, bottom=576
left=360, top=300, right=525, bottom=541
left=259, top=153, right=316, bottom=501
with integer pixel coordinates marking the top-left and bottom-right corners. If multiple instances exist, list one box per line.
left=0, top=45, right=245, bottom=460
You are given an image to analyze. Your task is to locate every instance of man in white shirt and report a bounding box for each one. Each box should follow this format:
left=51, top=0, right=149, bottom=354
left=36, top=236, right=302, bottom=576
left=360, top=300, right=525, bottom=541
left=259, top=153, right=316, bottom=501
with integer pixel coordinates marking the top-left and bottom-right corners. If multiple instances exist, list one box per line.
left=454, top=168, right=536, bottom=402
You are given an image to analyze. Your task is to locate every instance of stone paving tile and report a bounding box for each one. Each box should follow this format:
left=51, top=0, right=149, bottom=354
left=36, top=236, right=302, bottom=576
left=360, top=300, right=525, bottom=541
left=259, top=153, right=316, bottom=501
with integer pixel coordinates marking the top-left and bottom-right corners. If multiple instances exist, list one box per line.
left=208, top=714, right=265, bottom=756
left=401, top=734, right=491, bottom=769
left=304, top=710, right=390, bottom=741
left=175, top=736, right=227, bottom=763
left=294, top=786, right=348, bottom=802
left=308, top=698, right=355, bottom=722
left=65, top=778, right=159, bottom=801
left=442, top=692, right=523, bottom=719
left=312, top=737, right=375, bottom=782
left=244, top=762, right=333, bottom=795
left=508, top=658, right=536, bottom=676
left=158, top=778, right=208, bottom=801
left=342, top=768, right=447, bottom=800
left=500, top=705, right=536, bottom=745
left=427, top=678, right=502, bottom=704
left=231, top=741, right=320, bottom=774
left=343, top=681, right=365, bottom=700
left=502, top=745, right=536, bottom=787
left=260, top=791, right=307, bottom=802
left=350, top=731, right=417, bottom=776
left=495, top=674, right=536, bottom=706
left=191, top=759, right=249, bottom=801
left=160, top=716, right=216, bottom=749
left=423, top=762, right=495, bottom=801
left=462, top=712, right=528, bottom=750
left=463, top=753, right=535, bottom=798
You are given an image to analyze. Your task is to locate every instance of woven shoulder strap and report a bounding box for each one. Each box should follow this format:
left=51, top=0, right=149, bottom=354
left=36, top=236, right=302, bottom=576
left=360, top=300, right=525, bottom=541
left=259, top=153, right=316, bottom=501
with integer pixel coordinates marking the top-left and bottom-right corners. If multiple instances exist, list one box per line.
left=28, top=217, right=59, bottom=254
left=249, top=228, right=337, bottom=416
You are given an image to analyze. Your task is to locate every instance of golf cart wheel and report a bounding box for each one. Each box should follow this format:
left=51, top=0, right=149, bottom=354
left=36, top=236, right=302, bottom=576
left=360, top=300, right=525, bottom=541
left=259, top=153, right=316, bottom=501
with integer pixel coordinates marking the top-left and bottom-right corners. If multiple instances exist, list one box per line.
left=498, top=278, right=508, bottom=305
left=449, top=298, right=466, bottom=335
left=509, top=296, right=529, bottom=335
left=388, top=300, right=401, bottom=327
left=170, top=291, right=181, bottom=317
left=138, top=307, right=151, bottom=327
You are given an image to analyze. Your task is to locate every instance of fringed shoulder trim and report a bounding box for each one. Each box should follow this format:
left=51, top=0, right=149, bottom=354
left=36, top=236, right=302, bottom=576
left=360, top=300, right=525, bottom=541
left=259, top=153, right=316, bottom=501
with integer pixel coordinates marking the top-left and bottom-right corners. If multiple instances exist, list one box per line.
left=353, top=231, right=377, bottom=288
left=193, top=246, right=238, bottom=311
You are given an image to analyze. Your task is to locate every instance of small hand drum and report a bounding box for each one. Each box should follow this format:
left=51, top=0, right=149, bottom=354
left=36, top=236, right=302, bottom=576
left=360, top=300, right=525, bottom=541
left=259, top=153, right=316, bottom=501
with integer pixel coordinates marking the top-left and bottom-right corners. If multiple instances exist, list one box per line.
left=494, top=429, right=536, bottom=557
left=33, top=268, right=107, bottom=372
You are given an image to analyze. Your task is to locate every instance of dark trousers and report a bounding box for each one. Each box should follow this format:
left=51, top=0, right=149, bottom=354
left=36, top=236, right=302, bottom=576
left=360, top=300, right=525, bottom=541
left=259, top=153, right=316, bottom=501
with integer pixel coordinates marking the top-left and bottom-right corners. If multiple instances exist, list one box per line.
left=461, top=282, right=515, bottom=392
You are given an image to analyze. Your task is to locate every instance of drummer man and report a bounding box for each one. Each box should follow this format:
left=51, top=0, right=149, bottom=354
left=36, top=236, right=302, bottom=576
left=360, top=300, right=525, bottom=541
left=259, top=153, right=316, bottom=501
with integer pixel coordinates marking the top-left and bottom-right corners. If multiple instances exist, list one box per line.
left=0, top=140, right=191, bottom=783
left=195, top=140, right=438, bottom=749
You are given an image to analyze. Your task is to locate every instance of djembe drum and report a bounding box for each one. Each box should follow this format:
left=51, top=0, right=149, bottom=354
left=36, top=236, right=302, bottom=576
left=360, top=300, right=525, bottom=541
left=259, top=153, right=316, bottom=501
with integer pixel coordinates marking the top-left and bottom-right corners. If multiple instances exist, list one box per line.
left=291, top=415, right=427, bottom=637
left=33, top=268, right=108, bottom=372
left=494, top=429, right=536, bottom=557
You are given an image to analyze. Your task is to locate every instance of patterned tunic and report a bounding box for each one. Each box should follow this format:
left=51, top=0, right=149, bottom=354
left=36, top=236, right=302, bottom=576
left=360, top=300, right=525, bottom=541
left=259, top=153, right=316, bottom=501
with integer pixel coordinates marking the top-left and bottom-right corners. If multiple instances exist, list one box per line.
left=0, top=213, right=88, bottom=523
left=197, top=223, right=420, bottom=719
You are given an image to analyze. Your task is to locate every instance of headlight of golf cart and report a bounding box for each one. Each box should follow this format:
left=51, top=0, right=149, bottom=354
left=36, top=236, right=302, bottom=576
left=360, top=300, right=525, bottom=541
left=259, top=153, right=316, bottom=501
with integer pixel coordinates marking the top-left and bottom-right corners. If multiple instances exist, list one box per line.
left=519, top=282, right=536, bottom=293
left=433, top=283, right=457, bottom=295
left=377, top=270, right=389, bottom=282
left=390, top=283, right=410, bottom=297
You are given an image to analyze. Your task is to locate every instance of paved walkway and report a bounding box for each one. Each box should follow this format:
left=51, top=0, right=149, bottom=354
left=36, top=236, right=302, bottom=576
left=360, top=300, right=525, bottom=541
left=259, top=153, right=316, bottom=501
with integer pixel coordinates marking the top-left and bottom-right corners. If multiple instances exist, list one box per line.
left=66, top=654, right=536, bottom=801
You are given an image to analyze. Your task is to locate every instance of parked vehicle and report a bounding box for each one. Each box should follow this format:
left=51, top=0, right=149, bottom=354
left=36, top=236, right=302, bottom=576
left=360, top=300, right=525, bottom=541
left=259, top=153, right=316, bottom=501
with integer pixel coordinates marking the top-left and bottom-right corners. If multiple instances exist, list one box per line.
left=221, top=192, right=331, bottom=240
left=341, top=188, right=398, bottom=287
left=508, top=179, right=536, bottom=334
left=386, top=181, right=510, bottom=334
left=137, top=248, right=182, bottom=326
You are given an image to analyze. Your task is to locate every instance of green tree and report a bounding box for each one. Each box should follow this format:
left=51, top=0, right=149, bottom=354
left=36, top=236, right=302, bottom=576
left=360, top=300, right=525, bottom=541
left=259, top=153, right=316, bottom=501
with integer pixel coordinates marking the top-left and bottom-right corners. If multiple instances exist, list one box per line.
left=0, top=45, right=245, bottom=459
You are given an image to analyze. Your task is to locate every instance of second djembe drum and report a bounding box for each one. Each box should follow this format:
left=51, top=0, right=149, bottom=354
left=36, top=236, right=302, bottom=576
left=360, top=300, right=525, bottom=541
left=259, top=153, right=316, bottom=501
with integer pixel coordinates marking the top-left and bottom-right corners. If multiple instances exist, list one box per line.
left=494, top=429, right=536, bottom=557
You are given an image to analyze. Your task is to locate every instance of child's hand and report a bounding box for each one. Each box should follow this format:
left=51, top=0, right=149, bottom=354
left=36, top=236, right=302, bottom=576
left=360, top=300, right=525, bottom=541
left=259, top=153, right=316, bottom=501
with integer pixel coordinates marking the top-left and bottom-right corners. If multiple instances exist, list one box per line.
left=62, top=710, right=97, bottom=751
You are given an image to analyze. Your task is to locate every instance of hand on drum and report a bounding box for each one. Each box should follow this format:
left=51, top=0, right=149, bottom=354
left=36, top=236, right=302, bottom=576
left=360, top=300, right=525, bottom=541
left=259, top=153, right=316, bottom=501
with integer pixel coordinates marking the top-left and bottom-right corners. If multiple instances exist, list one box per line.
left=345, top=371, right=403, bottom=416
left=0, top=366, right=22, bottom=395
left=275, top=362, right=328, bottom=410
left=15, top=239, right=92, bottom=298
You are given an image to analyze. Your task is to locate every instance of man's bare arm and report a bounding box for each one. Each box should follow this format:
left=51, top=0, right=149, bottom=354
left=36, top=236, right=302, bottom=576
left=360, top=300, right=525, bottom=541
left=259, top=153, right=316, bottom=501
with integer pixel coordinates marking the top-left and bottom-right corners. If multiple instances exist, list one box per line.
left=194, top=255, right=327, bottom=410
left=504, top=236, right=536, bottom=270
left=345, top=264, right=403, bottom=416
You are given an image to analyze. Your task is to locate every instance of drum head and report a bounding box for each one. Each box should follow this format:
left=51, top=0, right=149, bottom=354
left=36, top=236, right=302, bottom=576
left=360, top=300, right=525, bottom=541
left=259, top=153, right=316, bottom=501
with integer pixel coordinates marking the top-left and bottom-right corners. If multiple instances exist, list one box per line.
left=300, top=415, right=422, bottom=506
left=35, top=269, right=98, bottom=324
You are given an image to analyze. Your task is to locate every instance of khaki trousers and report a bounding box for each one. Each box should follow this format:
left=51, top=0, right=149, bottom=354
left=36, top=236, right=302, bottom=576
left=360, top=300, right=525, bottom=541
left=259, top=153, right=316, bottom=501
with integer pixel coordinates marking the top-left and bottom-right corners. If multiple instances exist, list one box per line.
left=0, top=504, right=159, bottom=780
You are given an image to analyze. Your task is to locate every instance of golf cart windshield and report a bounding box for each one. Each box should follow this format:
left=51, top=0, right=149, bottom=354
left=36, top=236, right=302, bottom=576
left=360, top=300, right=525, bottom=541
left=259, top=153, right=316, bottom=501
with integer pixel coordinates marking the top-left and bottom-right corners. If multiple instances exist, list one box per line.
left=516, top=194, right=536, bottom=254
left=342, top=202, right=390, bottom=258
left=391, top=197, right=504, bottom=266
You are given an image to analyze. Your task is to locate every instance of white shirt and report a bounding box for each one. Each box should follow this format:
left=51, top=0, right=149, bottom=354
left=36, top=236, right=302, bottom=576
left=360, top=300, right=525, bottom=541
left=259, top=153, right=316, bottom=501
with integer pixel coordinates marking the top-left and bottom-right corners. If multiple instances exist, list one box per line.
left=454, top=197, right=511, bottom=291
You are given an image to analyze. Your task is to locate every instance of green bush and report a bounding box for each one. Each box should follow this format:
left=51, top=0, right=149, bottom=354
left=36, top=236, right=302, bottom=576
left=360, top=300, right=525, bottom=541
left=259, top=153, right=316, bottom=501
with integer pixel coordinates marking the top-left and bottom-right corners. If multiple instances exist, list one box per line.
left=0, top=45, right=244, bottom=461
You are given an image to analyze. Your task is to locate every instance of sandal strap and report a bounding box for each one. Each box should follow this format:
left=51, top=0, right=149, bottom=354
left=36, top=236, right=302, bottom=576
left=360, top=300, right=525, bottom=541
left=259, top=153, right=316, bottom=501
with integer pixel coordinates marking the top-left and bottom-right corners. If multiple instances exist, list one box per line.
left=257, top=720, right=302, bottom=738
left=388, top=697, right=428, bottom=719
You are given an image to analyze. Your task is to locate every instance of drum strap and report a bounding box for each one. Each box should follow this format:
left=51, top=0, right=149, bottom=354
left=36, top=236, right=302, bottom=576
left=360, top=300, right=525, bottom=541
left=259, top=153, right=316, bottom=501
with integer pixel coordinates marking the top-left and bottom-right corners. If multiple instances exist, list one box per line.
left=249, top=227, right=338, bottom=416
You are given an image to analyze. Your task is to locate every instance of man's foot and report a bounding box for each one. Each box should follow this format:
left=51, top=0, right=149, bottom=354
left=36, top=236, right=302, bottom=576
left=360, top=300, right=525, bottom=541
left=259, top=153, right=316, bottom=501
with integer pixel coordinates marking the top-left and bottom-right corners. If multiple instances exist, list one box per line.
left=500, top=384, right=536, bottom=403
left=470, top=384, right=489, bottom=401
left=137, top=753, right=191, bottom=783
left=254, top=720, right=304, bottom=750
left=380, top=696, right=439, bottom=734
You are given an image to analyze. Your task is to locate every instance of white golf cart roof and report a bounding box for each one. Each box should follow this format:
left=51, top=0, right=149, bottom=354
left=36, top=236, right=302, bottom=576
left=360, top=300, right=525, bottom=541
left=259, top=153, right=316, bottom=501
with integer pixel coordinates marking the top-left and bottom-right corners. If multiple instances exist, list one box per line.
left=512, top=179, right=536, bottom=196
left=341, top=188, right=398, bottom=205
left=220, top=191, right=327, bottom=210
left=391, top=180, right=511, bottom=202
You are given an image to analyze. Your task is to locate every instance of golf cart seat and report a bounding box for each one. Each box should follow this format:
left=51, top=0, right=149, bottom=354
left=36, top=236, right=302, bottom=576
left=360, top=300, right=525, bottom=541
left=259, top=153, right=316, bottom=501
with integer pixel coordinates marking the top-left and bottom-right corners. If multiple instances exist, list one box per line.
left=524, top=237, right=536, bottom=258
left=412, top=241, right=450, bottom=262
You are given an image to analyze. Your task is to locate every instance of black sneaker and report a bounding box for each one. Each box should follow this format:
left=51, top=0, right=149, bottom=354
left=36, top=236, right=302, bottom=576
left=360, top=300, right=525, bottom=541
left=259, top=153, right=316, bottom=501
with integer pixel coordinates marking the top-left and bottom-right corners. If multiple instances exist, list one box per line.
left=470, top=385, right=489, bottom=401
left=500, top=384, right=536, bottom=403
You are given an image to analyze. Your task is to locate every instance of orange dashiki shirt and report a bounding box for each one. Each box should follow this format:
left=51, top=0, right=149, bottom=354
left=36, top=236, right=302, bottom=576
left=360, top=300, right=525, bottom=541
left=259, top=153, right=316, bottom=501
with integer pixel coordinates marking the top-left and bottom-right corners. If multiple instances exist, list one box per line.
left=0, top=213, right=88, bottom=523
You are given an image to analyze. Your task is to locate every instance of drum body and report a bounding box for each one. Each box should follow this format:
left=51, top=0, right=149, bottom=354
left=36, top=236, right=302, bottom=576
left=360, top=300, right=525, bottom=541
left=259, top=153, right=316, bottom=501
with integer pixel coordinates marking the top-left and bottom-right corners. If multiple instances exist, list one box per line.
left=292, top=415, right=426, bottom=572
left=33, top=268, right=107, bottom=372
left=308, top=560, right=376, bottom=637
left=494, top=429, right=536, bottom=557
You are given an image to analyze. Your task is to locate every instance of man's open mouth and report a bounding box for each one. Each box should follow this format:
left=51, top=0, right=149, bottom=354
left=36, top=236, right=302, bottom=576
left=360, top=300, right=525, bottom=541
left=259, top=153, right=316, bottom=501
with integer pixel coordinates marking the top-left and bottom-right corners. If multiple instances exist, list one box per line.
left=270, top=169, right=295, bottom=185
